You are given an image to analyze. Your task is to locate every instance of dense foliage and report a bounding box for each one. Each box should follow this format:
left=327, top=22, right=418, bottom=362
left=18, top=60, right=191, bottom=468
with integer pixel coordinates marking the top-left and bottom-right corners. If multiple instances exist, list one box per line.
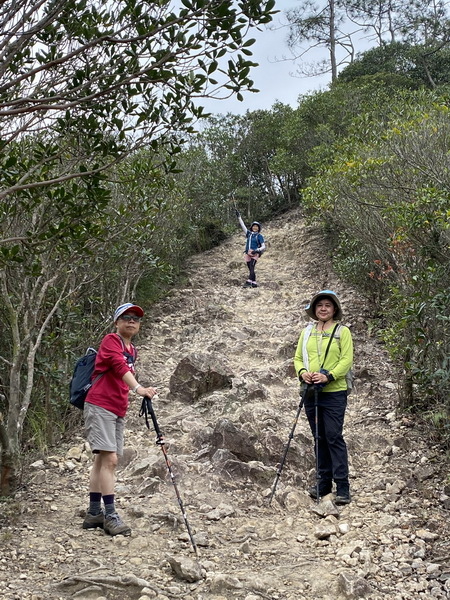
left=300, top=85, right=450, bottom=444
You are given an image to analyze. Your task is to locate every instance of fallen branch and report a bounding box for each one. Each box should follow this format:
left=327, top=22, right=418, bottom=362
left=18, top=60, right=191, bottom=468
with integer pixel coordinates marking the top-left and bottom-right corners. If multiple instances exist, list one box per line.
left=56, top=573, right=150, bottom=590
left=56, top=576, right=123, bottom=591
left=55, top=573, right=192, bottom=598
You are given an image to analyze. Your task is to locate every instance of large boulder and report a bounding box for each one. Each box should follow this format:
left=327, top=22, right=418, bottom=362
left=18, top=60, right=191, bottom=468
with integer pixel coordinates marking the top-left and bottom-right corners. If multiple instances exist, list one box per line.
left=169, top=353, right=233, bottom=403
left=211, top=449, right=274, bottom=483
left=210, top=418, right=258, bottom=462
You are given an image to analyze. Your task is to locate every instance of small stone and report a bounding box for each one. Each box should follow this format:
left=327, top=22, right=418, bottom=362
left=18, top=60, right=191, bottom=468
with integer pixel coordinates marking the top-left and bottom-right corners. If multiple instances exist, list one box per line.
left=30, top=460, right=45, bottom=469
left=338, top=522, right=350, bottom=534
left=166, top=555, right=203, bottom=582
left=416, top=529, right=439, bottom=541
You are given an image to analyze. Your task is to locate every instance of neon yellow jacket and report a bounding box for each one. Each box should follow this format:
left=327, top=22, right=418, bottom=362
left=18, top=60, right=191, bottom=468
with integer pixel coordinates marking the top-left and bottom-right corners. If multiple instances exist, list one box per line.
left=294, top=323, right=353, bottom=392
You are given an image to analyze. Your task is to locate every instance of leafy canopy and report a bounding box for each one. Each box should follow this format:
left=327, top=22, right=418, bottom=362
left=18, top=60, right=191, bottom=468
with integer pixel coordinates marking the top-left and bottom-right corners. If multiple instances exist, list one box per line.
left=0, top=0, right=276, bottom=198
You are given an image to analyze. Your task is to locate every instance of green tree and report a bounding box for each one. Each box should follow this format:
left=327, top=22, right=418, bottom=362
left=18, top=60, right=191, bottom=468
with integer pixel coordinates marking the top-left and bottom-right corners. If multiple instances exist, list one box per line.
left=234, top=106, right=301, bottom=213
left=0, top=0, right=275, bottom=206
left=338, top=42, right=450, bottom=88
left=171, top=106, right=303, bottom=232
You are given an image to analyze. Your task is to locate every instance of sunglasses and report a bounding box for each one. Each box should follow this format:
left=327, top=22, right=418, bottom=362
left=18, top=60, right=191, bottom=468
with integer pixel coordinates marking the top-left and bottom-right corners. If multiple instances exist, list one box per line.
left=120, top=315, right=142, bottom=322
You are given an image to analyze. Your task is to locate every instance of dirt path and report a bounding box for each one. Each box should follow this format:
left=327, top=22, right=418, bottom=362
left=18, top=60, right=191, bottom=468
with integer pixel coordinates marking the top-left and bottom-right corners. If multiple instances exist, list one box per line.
left=1, top=208, right=449, bottom=600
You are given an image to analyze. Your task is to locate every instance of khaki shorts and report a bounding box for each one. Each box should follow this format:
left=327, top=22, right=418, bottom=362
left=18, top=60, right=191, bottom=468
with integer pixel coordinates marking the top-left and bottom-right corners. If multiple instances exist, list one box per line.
left=84, top=402, right=124, bottom=456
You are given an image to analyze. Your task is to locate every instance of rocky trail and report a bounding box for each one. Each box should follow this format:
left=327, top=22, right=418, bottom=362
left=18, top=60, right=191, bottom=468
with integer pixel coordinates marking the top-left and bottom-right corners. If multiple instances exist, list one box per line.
left=1, top=208, right=449, bottom=600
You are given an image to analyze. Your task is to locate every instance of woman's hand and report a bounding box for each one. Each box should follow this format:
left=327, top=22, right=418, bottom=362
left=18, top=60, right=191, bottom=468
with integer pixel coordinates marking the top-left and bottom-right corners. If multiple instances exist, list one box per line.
left=311, top=371, right=328, bottom=385
left=301, top=371, right=313, bottom=385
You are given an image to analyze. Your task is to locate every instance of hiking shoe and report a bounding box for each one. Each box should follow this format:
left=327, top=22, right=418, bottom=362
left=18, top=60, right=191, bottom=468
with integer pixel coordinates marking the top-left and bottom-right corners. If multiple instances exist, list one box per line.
left=308, top=483, right=332, bottom=499
left=251, top=282, right=258, bottom=288
left=104, top=512, right=131, bottom=536
left=243, top=281, right=252, bottom=288
left=82, top=511, right=104, bottom=529
left=335, top=491, right=351, bottom=505
left=335, top=483, right=351, bottom=505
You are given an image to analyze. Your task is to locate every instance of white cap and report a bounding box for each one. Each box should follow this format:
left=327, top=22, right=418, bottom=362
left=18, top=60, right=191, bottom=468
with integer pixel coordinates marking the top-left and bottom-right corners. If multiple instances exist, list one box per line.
left=114, top=303, right=144, bottom=322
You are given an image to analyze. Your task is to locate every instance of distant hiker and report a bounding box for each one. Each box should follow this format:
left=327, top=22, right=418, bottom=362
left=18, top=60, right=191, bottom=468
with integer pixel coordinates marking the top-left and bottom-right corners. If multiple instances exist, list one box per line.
left=294, top=290, right=353, bottom=505
left=82, top=303, right=157, bottom=536
left=235, top=209, right=265, bottom=288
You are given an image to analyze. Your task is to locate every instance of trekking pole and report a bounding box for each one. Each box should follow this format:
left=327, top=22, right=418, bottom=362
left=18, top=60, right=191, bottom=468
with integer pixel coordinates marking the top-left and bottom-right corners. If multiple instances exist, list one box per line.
left=139, top=396, right=198, bottom=556
left=314, top=385, right=320, bottom=503
left=267, top=388, right=306, bottom=505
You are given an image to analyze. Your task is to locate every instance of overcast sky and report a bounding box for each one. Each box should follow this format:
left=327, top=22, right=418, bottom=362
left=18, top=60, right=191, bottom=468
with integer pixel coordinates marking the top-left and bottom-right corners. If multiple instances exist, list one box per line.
left=198, top=1, right=331, bottom=115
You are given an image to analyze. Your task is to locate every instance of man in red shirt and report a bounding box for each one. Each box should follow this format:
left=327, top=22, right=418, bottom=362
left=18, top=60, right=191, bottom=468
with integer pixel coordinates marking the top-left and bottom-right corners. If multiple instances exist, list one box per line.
left=82, top=303, right=157, bottom=536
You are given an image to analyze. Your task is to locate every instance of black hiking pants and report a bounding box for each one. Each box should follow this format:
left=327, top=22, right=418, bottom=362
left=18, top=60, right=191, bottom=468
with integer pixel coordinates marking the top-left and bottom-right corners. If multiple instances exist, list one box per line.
left=246, top=258, right=257, bottom=281
left=304, top=389, right=349, bottom=487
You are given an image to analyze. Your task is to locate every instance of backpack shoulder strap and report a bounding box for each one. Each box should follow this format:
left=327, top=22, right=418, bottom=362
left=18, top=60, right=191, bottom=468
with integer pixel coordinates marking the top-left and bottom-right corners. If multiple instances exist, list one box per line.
left=115, top=333, right=137, bottom=361
left=302, top=323, right=314, bottom=371
left=115, top=333, right=125, bottom=349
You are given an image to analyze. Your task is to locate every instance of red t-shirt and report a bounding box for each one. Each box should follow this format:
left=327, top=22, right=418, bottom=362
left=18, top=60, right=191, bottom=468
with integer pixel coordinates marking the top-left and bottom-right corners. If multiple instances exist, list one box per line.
left=85, top=333, right=136, bottom=417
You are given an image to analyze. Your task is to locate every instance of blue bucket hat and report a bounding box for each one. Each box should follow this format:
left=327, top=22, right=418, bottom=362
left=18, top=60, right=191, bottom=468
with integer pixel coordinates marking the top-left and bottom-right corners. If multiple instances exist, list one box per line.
left=305, top=290, right=343, bottom=321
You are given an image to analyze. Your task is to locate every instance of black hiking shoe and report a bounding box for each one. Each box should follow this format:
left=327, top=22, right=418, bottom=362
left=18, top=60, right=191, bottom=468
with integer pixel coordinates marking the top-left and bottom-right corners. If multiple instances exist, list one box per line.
left=335, top=491, right=351, bottom=505
left=308, top=483, right=332, bottom=499
left=251, top=282, right=258, bottom=288
left=335, top=482, right=351, bottom=505
left=243, top=281, right=253, bottom=288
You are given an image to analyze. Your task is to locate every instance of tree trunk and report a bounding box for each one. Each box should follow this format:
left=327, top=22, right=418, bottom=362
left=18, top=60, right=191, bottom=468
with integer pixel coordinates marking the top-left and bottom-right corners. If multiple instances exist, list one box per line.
left=0, top=364, right=24, bottom=496
left=0, top=272, right=64, bottom=496
left=329, top=0, right=337, bottom=82
left=0, top=430, right=21, bottom=496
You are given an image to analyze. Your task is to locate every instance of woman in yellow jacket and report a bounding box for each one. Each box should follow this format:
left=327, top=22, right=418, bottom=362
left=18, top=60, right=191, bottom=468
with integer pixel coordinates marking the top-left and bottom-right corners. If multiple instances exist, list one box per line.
left=294, top=290, right=353, bottom=504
